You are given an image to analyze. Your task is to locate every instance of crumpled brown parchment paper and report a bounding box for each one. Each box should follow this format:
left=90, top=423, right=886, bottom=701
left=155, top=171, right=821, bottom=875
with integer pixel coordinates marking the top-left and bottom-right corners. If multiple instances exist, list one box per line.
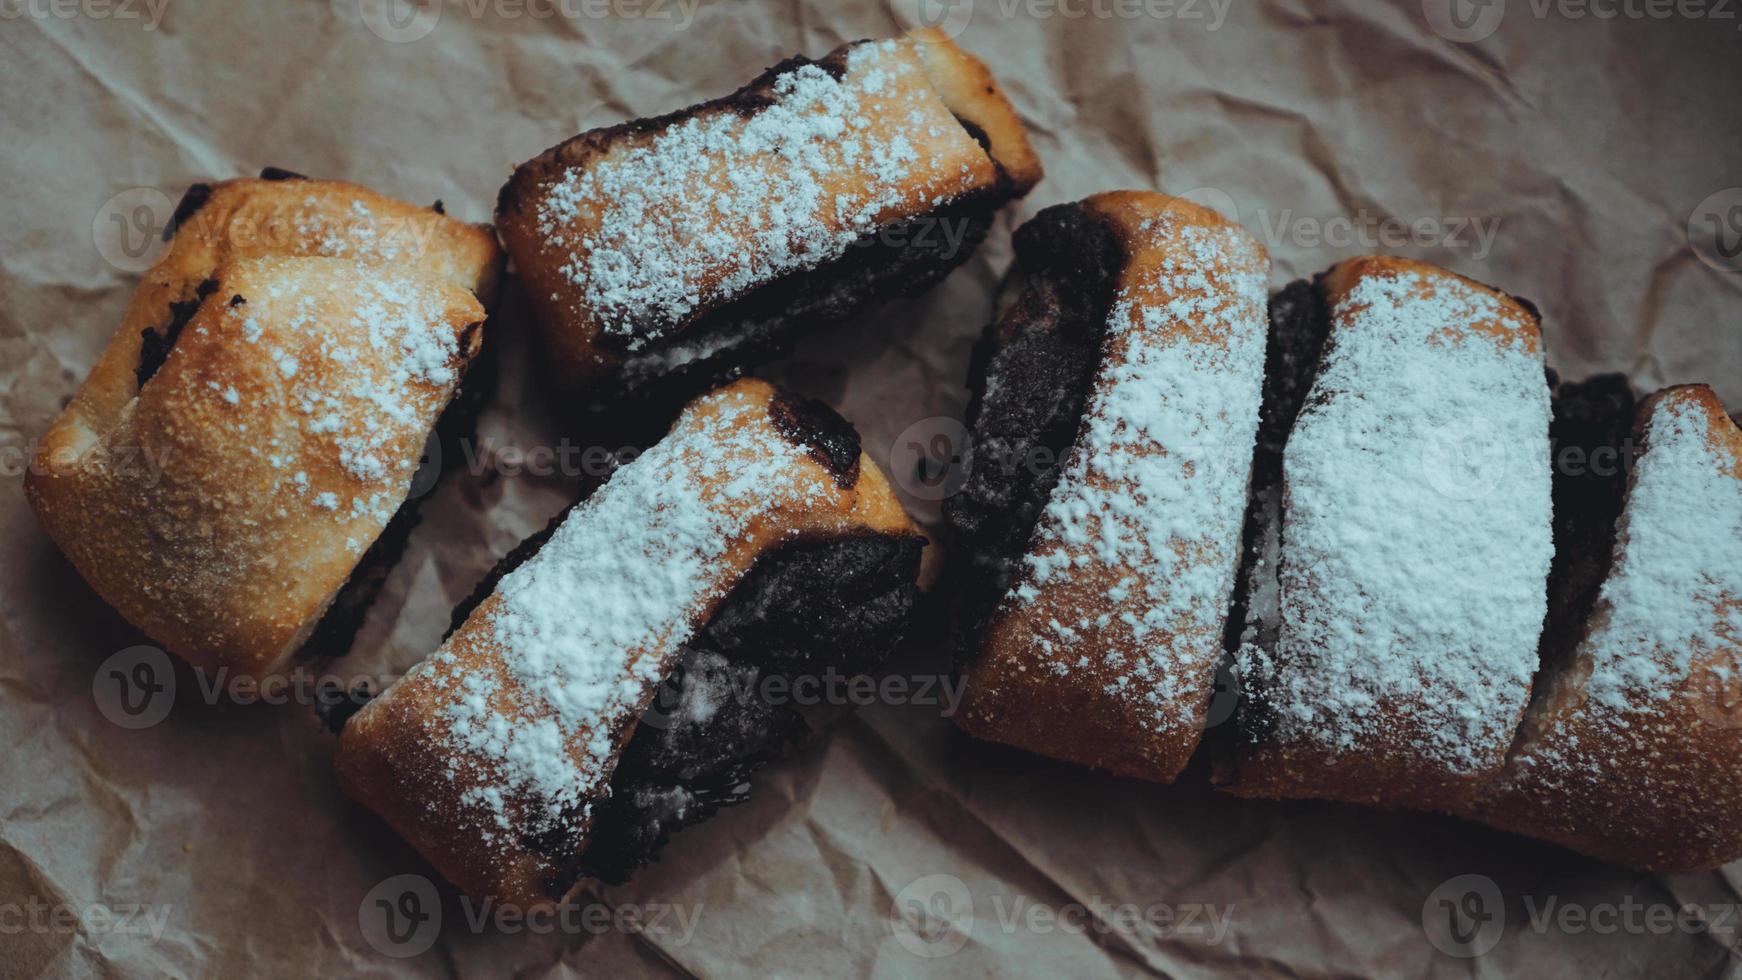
left=2, top=0, right=1739, bottom=976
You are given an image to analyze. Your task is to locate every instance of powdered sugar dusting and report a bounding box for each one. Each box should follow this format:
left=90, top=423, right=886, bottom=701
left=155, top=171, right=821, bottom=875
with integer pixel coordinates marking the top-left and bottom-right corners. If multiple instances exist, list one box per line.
left=1239, top=268, right=1553, bottom=774
left=1577, top=398, right=1742, bottom=710
left=534, top=38, right=986, bottom=349
left=415, top=393, right=827, bottom=840
left=209, top=266, right=465, bottom=522
left=1000, top=214, right=1268, bottom=731
left=1514, top=394, right=1742, bottom=778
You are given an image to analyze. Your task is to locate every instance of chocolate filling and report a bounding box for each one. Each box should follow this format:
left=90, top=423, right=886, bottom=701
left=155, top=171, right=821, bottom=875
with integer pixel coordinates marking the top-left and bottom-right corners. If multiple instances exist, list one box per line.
left=769, top=387, right=862, bottom=490
left=581, top=530, right=923, bottom=884
left=1220, top=276, right=1336, bottom=749
left=430, top=400, right=923, bottom=889
left=1533, top=372, right=1636, bottom=680
left=498, top=43, right=1019, bottom=412
left=298, top=324, right=494, bottom=673
left=134, top=278, right=218, bottom=388
left=943, top=202, right=1125, bottom=642
left=600, top=190, right=1002, bottom=414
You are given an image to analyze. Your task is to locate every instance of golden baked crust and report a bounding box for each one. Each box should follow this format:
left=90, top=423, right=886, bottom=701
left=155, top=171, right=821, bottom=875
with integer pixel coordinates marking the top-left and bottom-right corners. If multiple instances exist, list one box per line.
left=1225, top=256, right=1552, bottom=812
left=1467, top=385, right=1742, bottom=871
left=27, top=176, right=502, bottom=679
left=67, top=177, right=501, bottom=436
left=954, top=190, right=1270, bottom=783
left=28, top=256, right=487, bottom=678
left=334, top=379, right=919, bottom=906
left=496, top=30, right=1041, bottom=392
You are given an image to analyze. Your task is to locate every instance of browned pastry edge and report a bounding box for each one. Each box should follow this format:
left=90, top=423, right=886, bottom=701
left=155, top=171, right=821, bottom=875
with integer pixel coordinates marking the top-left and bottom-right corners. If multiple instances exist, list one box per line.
left=1221, top=255, right=1547, bottom=813
left=1465, top=384, right=1742, bottom=871
left=334, top=379, right=922, bottom=906
left=496, top=29, right=1041, bottom=394
left=952, top=190, right=1267, bottom=784
left=27, top=176, right=503, bottom=678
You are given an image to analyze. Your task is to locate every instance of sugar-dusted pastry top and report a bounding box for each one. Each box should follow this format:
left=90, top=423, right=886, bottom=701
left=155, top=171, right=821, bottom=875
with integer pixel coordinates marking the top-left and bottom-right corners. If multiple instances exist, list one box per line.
left=27, top=256, right=486, bottom=677
left=955, top=190, right=1270, bottom=782
left=1470, top=384, right=1742, bottom=870
left=334, top=379, right=918, bottom=906
left=1231, top=257, right=1553, bottom=809
left=69, top=174, right=501, bottom=435
left=497, top=29, right=1041, bottom=390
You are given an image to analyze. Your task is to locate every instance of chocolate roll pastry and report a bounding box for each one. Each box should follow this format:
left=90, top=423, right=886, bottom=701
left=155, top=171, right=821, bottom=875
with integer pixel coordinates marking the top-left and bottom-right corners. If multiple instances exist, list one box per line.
left=27, top=174, right=503, bottom=679
left=1222, top=257, right=1554, bottom=812
left=334, top=379, right=925, bottom=904
left=496, top=29, right=1042, bottom=401
left=1466, top=384, right=1742, bottom=870
left=948, top=191, right=1270, bottom=783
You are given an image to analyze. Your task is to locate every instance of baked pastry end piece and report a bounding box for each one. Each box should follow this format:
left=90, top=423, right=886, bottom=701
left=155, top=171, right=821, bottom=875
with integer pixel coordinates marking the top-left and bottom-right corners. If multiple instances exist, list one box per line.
left=1226, top=256, right=1553, bottom=812
left=28, top=257, right=486, bottom=677
left=953, top=190, right=1270, bottom=783
left=496, top=30, right=1041, bottom=396
left=335, top=378, right=922, bottom=905
left=1467, top=383, right=1742, bottom=871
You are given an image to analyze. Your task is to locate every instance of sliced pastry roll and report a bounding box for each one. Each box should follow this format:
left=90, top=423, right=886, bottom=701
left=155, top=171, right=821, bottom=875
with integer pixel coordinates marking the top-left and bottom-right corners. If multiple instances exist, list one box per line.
left=496, top=29, right=1042, bottom=399
left=948, top=191, right=1270, bottom=782
left=1468, top=384, right=1742, bottom=871
left=334, top=379, right=925, bottom=905
left=28, top=173, right=503, bottom=678
left=1224, top=257, right=1554, bottom=812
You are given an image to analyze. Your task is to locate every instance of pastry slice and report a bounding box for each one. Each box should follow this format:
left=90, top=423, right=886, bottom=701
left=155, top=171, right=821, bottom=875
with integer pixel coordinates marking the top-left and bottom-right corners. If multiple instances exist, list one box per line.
left=948, top=191, right=1269, bottom=782
left=1467, top=384, right=1742, bottom=870
left=334, top=379, right=925, bottom=905
left=1223, top=257, right=1554, bottom=812
left=496, top=28, right=1042, bottom=401
left=27, top=173, right=503, bottom=678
